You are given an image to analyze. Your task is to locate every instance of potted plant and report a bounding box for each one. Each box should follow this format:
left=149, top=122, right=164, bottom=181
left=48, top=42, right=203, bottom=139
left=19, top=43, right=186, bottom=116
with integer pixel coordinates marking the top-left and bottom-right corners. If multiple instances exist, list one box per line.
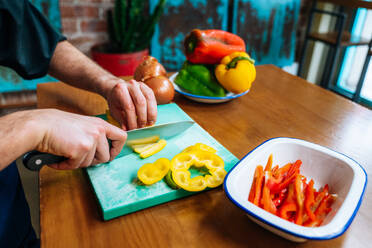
left=91, top=0, right=166, bottom=77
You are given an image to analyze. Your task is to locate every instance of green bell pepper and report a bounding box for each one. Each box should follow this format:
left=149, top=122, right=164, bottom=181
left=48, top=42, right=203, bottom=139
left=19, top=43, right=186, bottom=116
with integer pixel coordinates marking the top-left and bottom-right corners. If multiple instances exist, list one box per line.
left=174, top=61, right=226, bottom=97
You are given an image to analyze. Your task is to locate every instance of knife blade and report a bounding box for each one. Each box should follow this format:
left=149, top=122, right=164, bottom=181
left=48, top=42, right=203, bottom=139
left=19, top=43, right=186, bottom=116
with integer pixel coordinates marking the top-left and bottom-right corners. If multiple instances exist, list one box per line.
left=22, top=120, right=194, bottom=171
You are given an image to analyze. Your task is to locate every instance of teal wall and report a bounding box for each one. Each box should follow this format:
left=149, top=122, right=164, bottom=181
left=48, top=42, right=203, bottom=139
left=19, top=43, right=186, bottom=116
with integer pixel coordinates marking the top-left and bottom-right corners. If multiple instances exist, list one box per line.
left=151, top=0, right=301, bottom=71
left=0, top=0, right=61, bottom=93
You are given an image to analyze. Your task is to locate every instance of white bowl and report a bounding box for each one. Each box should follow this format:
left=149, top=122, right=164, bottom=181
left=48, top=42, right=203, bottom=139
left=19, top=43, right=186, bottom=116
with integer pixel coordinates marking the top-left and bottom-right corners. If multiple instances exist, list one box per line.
left=169, top=73, right=249, bottom=103
left=224, top=137, right=367, bottom=242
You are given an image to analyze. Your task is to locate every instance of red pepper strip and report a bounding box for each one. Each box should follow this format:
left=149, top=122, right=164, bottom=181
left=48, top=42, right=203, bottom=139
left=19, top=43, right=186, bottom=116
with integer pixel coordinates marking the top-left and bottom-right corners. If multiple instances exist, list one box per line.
left=304, top=179, right=316, bottom=221
left=294, top=174, right=305, bottom=225
left=279, top=202, right=297, bottom=220
left=264, top=154, right=273, bottom=172
left=261, top=171, right=277, bottom=214
left=272, top=188, right=287, bottom=207
left=267, top=160, right=301, bottom=193
left=313, top=184, right=329, bottom=211
left=272, top=165, right=279, bottom=177
left=305, top=195, right=332, bottom=227
left=248, top=166, right=264, bottom=206
left=276, top=163, right=292, bottom=177
left=184, top=29, right=246, bottom=64
left=248, top=169, right=257, bottom=202
left=314, top=194, right=332, bottom=218
left=249, top=165, right=260, bottom=202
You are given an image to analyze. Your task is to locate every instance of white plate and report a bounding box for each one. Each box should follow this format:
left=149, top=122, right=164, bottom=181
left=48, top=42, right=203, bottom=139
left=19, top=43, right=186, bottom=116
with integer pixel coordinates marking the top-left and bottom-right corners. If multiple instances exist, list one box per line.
left=224, top=137, right=367, bottom=242
left=169, top=73, right=249, bottom=103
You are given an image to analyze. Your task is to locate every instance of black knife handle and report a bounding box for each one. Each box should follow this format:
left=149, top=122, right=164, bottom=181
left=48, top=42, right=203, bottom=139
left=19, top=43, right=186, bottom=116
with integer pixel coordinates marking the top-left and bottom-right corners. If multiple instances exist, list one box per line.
left=23, top=151, right=67, bottom=171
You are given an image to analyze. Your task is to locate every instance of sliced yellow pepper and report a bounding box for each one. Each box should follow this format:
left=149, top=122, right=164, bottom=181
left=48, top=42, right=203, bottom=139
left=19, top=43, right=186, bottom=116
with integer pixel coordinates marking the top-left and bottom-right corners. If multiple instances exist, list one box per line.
left=137, top=158, right=170, bottom=185
left=215, top=51, right=256, bottom=94
left=139, top=139, right=167, bottom=159
left=131, top=143, right=152, bottom=153
left=170, top=150, right=226, bottom=192
left=182, top=143, right=217, bottom=154
left=127, top=135, right=160, bottom=147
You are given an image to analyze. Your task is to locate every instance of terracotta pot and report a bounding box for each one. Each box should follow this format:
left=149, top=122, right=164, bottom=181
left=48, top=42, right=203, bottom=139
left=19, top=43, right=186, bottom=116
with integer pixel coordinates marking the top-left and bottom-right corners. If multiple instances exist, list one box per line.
left=91, top=44, right=149, bottom=77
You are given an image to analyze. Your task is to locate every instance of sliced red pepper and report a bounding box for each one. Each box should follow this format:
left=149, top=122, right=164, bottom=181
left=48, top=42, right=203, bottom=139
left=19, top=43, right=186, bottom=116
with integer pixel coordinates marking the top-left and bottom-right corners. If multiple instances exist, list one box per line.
left=184, top=29, right=246, bottom=64
left=267, top=160, right=301, bottom=193
left=294, top=174, right=305, bottom=225
left=248, top=165, right=264, bottom=206
left=304, top=179, right=316, bottom=221
left=275, top=162, right=292, bottom=177
left=279, top=202, right=297, bottom=220
left=313, top=184, right=329, bottom=211
left=314, top=194, right=332, bottom=218
left=261, top=171, right=277, bottom=214
left=272, top=188, right=287, bottom=207
left=264, top=154, right=273, bottom=172
left=272, top=165, right=279, bottom=177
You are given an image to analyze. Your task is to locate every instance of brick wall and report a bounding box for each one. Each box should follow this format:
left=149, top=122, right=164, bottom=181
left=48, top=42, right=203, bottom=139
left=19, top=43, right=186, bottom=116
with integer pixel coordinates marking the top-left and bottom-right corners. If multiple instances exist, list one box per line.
left=59, top=0, right=114, bottom=55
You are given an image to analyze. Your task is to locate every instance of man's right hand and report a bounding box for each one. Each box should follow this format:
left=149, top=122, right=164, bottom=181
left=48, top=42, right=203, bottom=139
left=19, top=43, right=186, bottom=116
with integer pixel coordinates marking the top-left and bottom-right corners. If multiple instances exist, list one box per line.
left=33, top=109, right=127, bottom=170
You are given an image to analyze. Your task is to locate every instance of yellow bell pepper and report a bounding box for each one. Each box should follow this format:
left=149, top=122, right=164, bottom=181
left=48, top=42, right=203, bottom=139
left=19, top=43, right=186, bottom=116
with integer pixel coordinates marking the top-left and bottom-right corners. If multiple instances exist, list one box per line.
left=170, top=150, right=226, bottom=192
left=215, top=52, right=256, bottom=94
left=127, top=135, right=160, bottom=147
left=137, top=158, right=170, bottom=185
left=139, top=139, right=167, bottom=159
left=182, top=143, right=217, bottom=154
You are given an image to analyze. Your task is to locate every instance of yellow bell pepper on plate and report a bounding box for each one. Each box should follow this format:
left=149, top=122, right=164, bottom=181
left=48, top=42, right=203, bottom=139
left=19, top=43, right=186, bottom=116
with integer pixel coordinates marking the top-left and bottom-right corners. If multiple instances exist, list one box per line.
left=215, top=52, right=256, bottom=94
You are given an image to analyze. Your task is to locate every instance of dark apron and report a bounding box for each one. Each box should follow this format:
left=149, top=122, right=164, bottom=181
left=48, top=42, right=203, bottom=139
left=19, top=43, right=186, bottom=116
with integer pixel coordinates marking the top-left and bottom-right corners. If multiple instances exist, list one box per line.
left=0, top=162, right=39, bottom=248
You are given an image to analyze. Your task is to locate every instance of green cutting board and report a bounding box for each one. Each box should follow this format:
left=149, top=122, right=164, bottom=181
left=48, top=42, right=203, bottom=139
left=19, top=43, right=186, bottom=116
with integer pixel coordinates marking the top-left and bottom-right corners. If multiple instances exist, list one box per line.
left=86, top=103, right=239, bottom=220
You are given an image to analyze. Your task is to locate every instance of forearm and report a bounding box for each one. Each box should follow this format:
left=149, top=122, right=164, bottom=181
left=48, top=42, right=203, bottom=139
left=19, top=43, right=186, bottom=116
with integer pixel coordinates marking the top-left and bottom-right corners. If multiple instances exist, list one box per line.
left=0, top=110, right=43, bottom=170
left=48, top=41, right=118, bottom=99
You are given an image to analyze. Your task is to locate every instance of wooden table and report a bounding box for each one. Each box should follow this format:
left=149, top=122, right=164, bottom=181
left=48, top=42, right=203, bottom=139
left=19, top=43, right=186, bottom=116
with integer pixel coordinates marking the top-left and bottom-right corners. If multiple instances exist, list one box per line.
left=37, top=65, right=372, bottom=247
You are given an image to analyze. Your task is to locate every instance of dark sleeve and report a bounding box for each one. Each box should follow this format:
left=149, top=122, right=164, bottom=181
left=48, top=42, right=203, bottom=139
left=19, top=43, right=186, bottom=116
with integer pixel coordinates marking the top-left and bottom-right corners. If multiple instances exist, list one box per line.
left=0, top=0, right=66, bottom=80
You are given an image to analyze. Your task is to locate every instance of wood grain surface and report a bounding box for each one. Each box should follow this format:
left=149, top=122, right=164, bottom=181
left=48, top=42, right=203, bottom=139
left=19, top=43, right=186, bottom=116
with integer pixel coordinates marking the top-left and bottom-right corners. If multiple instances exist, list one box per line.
left=37, top=65, right=372, bottom=248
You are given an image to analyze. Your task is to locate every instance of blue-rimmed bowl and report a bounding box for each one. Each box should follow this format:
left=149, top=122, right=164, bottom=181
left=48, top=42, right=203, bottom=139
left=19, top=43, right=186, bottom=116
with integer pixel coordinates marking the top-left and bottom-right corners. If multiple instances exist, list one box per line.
left=224, top=137, right=367, bottom=242
left=169, top=73, right=249, bottom=103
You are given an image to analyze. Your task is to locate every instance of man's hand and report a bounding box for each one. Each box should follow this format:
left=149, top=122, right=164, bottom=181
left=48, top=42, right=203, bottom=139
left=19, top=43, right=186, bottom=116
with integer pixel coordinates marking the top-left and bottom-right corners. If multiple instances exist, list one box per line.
left=106, top=79, right=157, bottom=130
left=48, top=41, right=158, bottom=131
left=35, top=109, right=126, bottom=170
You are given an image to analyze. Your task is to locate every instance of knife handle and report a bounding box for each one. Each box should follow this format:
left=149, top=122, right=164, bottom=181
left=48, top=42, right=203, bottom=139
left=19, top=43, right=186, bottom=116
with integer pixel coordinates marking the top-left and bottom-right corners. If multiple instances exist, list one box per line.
left=23, top=151, right=67, bottom=171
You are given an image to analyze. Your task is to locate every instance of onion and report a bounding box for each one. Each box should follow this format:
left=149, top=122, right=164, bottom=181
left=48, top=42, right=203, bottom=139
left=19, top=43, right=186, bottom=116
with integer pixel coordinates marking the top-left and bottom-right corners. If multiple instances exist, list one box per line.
left=134, top=56, right=166, bottom=82
left=144, top=76, right=174, bottom=104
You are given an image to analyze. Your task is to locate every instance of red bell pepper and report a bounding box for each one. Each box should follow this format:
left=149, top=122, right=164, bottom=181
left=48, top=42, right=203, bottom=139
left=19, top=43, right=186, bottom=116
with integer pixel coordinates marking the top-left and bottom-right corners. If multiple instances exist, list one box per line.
left=304, top=179, right=316, bottom=221
left=279, top=183, right=297, bottom=221
left=248, top=165, right=264, bottom=206
left=184, top=29, right=246, bottom=64
left=264, top=154, right=273, bottom=172
left=279, top=202, right=297, bottom=221
left=266, top=160, right=301, bottom=193
left=261, top=171, right=277, bottom=214
left=247, top=155, right=336, bottom=227
left=272, top=188, right=287, bottom=207
left=294, top=174, right=305, bottom=225
left=272, top=165, right=279, bottom=177
left=314, top=194, right=333, bottom=218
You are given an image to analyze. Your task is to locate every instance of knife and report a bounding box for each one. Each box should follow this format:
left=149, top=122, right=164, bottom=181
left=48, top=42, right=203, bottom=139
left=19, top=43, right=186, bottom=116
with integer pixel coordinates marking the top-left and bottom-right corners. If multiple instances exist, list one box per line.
left=22, top=120, right=194, bottom=171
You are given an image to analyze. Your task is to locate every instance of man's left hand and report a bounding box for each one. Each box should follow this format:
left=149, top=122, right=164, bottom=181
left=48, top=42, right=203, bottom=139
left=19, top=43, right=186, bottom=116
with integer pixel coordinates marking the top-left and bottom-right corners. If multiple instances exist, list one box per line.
left=106, top=79, right=157, bottom=130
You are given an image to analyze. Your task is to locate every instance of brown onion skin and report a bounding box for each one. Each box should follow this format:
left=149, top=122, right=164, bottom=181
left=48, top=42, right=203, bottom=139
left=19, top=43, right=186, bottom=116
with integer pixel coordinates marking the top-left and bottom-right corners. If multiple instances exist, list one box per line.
left=134, top=56, right=166, bottom=82
left=144, top=76, right=174, bottom=104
